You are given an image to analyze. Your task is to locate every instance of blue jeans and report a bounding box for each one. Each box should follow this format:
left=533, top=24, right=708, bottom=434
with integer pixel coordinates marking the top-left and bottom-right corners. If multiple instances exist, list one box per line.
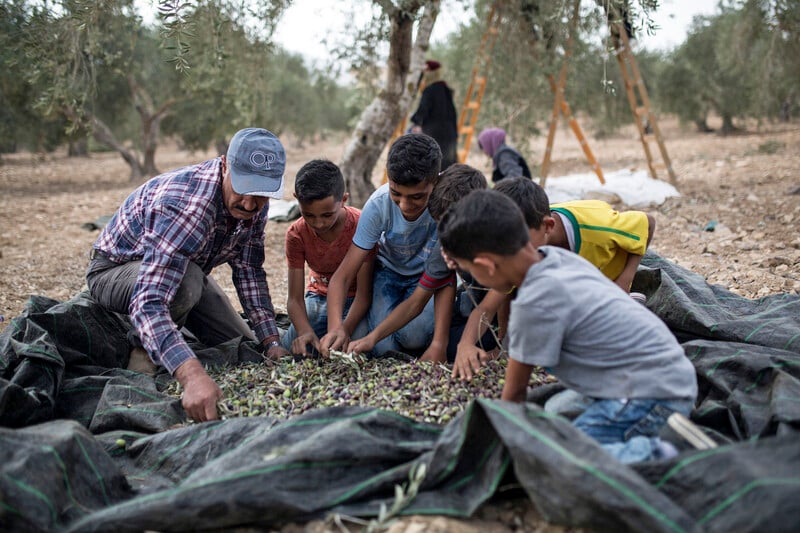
left=281, top=293, right=367, bottom=351
left=368, top=265, right=434, bottom=357
left=572, top=397, right=694, bottom=464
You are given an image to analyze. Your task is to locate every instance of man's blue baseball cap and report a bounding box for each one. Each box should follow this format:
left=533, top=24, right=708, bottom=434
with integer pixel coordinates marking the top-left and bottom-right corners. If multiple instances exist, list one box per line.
left=226, top=128, right=286, bottom=199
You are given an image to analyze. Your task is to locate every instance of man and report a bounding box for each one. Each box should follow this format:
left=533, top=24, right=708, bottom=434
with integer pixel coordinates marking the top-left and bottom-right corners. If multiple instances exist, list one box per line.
left=87, top=127, right=289, bottom=422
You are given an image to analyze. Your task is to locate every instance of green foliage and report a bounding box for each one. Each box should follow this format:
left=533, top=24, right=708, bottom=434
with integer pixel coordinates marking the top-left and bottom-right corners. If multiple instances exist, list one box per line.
left=657, top=0, right=800, bottom=132
left=0, top=1, right=67, bottom=152
left=2, top=0, right=354, bottom=162
left=432, top=0, right=668, bottom=149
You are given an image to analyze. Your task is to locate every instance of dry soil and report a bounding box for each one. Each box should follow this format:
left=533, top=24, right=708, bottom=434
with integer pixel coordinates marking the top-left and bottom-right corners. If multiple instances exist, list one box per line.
left=0, top=117, right=798, bottom=532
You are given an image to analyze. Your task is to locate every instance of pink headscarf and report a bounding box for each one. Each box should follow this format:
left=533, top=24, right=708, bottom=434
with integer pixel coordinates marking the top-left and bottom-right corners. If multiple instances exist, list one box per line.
left=477, top=128, right=506, bottom=158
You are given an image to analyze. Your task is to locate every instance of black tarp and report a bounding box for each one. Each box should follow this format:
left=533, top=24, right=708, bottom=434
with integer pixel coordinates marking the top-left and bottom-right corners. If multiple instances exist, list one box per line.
left=1, top=252, right=798, bottom=532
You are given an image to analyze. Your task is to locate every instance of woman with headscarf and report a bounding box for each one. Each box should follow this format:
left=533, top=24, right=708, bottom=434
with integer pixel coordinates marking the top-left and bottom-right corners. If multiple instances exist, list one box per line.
left=410, top=60, right=458, bottom=169
left=477, top=127, right=532, bottom=183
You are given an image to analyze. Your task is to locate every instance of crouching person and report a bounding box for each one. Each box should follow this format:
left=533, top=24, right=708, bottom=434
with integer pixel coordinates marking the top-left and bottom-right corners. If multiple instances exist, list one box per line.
left=87, top=128, right=290, bottom=422
left=437, top=190, right=698, bottom=463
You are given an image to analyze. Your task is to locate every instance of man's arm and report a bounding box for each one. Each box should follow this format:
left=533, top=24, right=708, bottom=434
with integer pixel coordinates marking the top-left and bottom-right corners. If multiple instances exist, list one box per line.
left=501, top=358, right=534, bottom=402
left=419, top=284, right=456, bottom=363
left=128, top=201, right=225, bottom=421
left=230, top=214, right=287, bottom=359
left=347, top=285, right=433, bottom=355
left=320, top=243, right=370, bottom=353
left=286, top=267, right=319, bottom=355
left=452, top=289, right=506, bottom=380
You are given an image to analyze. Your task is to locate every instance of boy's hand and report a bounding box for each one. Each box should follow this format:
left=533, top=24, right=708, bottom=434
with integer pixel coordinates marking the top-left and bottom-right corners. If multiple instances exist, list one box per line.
left=440, top=249, right=459, bottom=271
left=451, top=344, right=490, bottom=381
left=292, top=332, right=321, bottom=356
left=419, top=344, right=447, bottom=364
left=347, top=335, right=375, bottom=355
left=320, top=328, right=350, bottom=356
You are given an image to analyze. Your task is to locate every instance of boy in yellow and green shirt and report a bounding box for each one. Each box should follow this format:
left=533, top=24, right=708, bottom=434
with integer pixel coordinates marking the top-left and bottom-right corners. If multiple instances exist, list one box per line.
left=548, top=199, right=654, bottom=293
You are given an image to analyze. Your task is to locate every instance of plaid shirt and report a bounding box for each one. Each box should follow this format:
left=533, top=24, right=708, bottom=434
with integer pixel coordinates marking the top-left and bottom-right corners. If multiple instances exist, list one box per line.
left=93, top=157, right=277, bottom=373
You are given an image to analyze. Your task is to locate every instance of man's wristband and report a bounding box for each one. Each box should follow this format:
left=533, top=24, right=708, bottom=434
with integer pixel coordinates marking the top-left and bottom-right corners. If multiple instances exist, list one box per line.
left=265, top=340, right=281, bottom=350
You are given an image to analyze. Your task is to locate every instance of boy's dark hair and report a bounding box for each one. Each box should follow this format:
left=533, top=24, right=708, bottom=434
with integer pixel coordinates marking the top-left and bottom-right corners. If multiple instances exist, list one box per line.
left=428, top=164, right=488, bottom=220
left=493, top=176, right=550, bottom=229
left=438, top=190, right=529, bottom=260
left=386, top=133, right=442, bottom=186
left=294, top=159, right=345, bottom=203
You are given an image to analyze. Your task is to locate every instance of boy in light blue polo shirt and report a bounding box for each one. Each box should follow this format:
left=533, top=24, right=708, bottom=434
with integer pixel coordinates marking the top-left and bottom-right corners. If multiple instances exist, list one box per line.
left=321, top=134, right=441, bottom=356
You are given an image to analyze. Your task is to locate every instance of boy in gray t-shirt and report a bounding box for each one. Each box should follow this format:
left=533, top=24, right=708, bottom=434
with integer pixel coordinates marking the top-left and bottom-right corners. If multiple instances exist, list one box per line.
left=438, top=190, right=698, bottom=463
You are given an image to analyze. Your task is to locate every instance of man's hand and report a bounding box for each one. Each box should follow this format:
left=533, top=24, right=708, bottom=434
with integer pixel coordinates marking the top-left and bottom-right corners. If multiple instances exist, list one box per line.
left=174, top=358, right=222, bottom=422
left=320, top=327, right=350, bottom=356
left=347, top=334, right=375, bottom=356
left=451, top=344, right=491, bottom=381
left=291, top=332, right=320, bottom=356
left=264, top=342, right=290, bottom=360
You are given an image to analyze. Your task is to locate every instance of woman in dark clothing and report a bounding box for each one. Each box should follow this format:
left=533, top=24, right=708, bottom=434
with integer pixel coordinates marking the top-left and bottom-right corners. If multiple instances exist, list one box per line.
left=410, top=60, right=458, bottom=169
left=477, top=127, right=532, bottom=183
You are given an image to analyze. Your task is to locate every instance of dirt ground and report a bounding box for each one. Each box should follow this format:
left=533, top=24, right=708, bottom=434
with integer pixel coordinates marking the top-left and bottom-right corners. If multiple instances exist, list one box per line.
left=1, top=117, right=798, bottom=531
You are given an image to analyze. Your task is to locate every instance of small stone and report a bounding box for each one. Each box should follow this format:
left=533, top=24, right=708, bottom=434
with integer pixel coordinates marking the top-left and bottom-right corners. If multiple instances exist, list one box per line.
left=767, top=256, right=791, bottom=267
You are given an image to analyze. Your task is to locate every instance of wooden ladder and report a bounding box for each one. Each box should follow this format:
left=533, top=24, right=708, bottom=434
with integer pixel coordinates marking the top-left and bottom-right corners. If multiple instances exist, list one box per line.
left=540, top=0, right=604, bottom=188
left=610, top=18, right=677, bottom=185
left=455, top=2, right=503, bottom=163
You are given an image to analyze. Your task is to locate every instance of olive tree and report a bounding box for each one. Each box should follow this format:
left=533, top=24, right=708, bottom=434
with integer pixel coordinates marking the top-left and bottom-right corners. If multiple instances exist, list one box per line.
left=336, top=0, right=442, bottom=206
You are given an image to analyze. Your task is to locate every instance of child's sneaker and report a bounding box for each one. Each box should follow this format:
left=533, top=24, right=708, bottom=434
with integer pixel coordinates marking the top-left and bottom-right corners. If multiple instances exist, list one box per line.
left=659, top=412, right=718, bottom=452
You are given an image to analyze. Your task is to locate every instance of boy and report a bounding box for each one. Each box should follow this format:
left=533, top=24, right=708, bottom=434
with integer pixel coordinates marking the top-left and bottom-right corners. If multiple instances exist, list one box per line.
left=453, top=177, right=655, bottom=380
left=320, top=134, right=441, bottom=356
left=281, top=160, right=374, bottom=356
left=438, top=190, right=698, bottom=463
left=346, top=164, right=492, bottom=362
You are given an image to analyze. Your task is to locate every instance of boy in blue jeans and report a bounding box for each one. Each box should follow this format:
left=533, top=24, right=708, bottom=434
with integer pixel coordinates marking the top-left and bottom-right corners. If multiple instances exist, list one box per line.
left=321, top=134, right=441, bottom=356
left=281, top=160, right=374, bottom=356
left=438, top=190, right=698, bottom=463
left=346, top=164, right=494, bottom=362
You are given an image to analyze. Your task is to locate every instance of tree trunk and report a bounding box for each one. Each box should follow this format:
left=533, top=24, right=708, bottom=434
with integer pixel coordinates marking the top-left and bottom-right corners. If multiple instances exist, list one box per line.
left=62, top=105, right=145, bottom=180
left=129, top=75, right=175, bottom=178
left=67, top=137, right=88, bottom=157
left=719, top=114, right=737, bottom=135
left=339, top=0, right=440, bottom=207
left=694, top=118, right=714, bottom=133
left=90, top=115, right=146, bottom=181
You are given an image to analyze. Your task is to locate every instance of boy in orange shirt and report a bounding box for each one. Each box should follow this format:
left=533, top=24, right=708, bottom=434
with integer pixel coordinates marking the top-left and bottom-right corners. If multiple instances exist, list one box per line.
left=281, top=160, right=374, bottom=356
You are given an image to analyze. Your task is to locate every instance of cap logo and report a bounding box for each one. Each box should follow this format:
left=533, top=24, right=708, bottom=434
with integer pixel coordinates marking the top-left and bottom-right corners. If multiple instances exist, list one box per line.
left=250, top=150, right=276, bottom=169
